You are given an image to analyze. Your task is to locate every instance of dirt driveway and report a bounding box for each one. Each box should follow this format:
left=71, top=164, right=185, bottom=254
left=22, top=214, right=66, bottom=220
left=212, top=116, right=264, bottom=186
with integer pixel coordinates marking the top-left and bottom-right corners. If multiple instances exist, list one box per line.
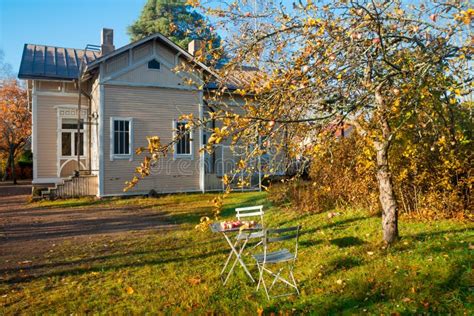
left=0, top=182, right=174, bottom=273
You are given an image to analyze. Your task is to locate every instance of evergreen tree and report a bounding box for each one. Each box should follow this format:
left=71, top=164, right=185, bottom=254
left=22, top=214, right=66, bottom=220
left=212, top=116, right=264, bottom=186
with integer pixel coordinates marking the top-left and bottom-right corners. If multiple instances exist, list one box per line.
left=128, top=0, right=220, bottom=50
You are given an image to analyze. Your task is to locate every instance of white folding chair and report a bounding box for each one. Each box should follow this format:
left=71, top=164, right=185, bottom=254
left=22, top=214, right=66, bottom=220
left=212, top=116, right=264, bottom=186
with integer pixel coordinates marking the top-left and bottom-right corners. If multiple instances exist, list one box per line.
left=219, top=205, right=265, bottom=284
left=235, top=205, right=265, bottom=243
left=253, top=226, right=301, bottom=299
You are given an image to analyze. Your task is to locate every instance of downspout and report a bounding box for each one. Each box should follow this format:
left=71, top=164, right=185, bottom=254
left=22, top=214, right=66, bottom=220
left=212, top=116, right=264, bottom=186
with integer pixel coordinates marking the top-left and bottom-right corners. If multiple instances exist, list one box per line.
left=77, top=79, right=81, bottom=177
left=88, top=96, right=92, bottom=175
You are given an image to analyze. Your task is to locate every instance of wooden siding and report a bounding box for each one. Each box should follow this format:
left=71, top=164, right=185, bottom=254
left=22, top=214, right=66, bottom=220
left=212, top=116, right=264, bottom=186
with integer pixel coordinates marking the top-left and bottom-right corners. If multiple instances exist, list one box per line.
left=105, top=51, right=129, bottom=75
left=35, top=93, right=87, bottom=178
left=102, top=85, right=202, bottom=195
left=132, top=42, right=153, bottom=63
left=114, top=62, right=186, bottom=87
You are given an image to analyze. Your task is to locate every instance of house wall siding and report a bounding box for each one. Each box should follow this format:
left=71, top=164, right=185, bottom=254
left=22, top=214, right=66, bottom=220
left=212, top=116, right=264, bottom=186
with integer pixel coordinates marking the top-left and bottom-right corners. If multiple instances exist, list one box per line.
left=35, top=93, right=87, bottom=178
left=102, top=85, right=201, bottom=195
left=113, top=62, right=186, bottom=87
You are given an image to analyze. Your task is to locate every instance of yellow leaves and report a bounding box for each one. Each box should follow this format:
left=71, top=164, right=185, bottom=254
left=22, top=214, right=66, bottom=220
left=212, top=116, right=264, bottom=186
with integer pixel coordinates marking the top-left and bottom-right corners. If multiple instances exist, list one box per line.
left=126, top=286, right=134, bottom=295
left=456, top=8, right=474, bottom=25
left=187, top=276, right=202, bottom=285
left=195, top=216, right=211, bottom=231
left=147, top=136, right=161, bottom=153
left=238, top=159, right=247, bottom=169
left=395, top=8, right=404, bottom=16
left=124, top=176, right=139, bottom=192
left=235, top=89, right=246, bottom=96
left=306, top=17, right=320, bottom=27
left=222, top=174, right=230, bottom=185
left=186, top=0, right=201, bottom=7
left=207, top=133, right=222, bottom=145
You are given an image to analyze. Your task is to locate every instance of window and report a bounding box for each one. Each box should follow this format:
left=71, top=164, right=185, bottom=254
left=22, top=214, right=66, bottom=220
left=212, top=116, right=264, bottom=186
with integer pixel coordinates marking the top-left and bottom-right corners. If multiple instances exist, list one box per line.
left=174, top=121, right=192, bottom=158
left=147, top=59, right=161, bottom=70
left=61, top=119, right=84, bottom=157
left=110, top=117, right=133, bottom=160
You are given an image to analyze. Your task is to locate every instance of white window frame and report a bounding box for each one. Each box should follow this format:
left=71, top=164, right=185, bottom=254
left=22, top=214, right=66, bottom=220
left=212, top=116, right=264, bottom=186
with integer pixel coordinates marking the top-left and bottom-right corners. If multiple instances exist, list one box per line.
left=60, top=118, right=85, bottom=159
left=173, top=119, right=193, bottom=160
left=110, top=117, right=134, bottom=161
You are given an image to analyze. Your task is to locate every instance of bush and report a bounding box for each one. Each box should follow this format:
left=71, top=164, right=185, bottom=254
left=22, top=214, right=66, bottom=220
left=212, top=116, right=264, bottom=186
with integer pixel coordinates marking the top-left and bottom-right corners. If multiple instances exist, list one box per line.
left=269, top=134, right=379, bottom=213
left=268, top=104, right=473, bottom=219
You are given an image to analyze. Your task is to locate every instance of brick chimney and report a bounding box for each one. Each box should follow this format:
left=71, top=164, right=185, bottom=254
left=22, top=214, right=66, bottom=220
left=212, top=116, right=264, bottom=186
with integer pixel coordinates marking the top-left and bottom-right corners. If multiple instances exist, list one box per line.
left=188, top=40, right=204, bottom=57
left=101, top=28, right=115, bottom=55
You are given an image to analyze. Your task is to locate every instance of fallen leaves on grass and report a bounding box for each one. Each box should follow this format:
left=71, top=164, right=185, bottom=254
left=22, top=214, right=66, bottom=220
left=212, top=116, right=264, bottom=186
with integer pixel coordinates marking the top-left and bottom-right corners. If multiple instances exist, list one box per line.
left=126, top=286, right=134, bottom=295
left=187, top=276, right=202, bottom=285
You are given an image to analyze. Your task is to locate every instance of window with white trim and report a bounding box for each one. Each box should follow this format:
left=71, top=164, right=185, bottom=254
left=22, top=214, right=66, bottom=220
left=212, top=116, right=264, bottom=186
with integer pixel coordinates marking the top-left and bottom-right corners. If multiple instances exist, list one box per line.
left=61, top=119, right=84, bottom=157
left=111, top=117, right=133, bottom=160
left=174, top=121, right=192, bottom=157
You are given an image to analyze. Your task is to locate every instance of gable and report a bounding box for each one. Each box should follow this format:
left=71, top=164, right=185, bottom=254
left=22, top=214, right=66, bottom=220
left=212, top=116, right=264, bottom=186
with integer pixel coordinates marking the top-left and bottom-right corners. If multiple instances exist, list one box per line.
left=101, top=39, right=202, bottom=89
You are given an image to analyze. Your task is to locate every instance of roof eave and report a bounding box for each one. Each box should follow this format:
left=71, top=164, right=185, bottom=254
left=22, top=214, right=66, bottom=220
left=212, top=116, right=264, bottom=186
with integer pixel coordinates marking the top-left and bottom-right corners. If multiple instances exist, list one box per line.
left=18, top=74, right=76, bottom=81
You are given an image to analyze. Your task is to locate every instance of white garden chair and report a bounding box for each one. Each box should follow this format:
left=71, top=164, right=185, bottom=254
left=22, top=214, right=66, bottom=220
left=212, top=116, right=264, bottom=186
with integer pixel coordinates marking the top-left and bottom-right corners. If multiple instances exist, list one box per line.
left=253, top=226, right=301, bottom=299
left=218, top=205, right=265, bottom=284
left=235, top=205, right=265, bottom=243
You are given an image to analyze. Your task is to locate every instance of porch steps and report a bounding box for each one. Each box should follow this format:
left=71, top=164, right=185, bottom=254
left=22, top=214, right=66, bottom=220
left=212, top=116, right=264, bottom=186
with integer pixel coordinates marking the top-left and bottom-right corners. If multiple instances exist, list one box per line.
left=41, top=175, right=98, bottom=199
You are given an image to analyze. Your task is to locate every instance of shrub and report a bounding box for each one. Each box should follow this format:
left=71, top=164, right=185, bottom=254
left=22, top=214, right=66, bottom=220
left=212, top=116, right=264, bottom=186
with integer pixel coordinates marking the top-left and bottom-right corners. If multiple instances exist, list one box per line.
left=269, top=104, right=472, bottom=219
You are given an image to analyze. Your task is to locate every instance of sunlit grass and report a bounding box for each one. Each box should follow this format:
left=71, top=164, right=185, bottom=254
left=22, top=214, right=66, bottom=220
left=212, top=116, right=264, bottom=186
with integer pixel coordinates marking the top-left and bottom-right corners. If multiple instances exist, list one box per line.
left=2, top=192, right=472, bottom=314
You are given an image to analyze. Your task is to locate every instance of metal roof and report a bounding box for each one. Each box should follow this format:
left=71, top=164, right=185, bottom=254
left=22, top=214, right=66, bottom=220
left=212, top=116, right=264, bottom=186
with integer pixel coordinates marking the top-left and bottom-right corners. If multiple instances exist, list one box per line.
left=18, top=44, right=101, bottom=80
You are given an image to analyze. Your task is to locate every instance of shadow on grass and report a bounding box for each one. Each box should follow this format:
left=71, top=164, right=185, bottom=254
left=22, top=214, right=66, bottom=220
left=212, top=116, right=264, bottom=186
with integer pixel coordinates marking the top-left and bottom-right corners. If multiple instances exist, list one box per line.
left=330, top=236, right=365, bottom=248
left=405, top=228, right=472, bottom=240
left=299, top=239, right=323, bottom=248
left=327, top=256, right=363, bottom=273
left=1, top=243, right=229, bottom=286
left=299, top=216, right=369, bottom=237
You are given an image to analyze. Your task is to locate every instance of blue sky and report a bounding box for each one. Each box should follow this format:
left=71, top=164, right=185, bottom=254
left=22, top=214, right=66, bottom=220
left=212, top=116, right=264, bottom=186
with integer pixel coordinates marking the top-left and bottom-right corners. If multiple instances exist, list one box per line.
left=0, top=0, right=148, bottom=75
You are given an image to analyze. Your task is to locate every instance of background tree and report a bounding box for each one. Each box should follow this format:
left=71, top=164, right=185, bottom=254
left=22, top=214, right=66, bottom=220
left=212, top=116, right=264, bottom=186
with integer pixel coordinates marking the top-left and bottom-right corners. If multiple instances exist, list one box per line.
left=128, top=0, right=221, bottom=51
left=0, top=81, right=30, bottom=184
left=0, top=50, right=14, bottom=79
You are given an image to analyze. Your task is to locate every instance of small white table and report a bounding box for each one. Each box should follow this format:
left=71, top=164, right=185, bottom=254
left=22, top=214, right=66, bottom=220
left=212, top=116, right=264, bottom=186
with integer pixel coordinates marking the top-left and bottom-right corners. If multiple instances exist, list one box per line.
left=210, top=222, right=262, bottom=285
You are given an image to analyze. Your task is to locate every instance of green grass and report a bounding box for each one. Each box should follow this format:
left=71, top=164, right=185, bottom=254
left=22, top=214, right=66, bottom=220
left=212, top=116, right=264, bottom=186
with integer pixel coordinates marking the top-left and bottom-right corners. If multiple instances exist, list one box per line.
left=1, top=192, right=473, bottom=314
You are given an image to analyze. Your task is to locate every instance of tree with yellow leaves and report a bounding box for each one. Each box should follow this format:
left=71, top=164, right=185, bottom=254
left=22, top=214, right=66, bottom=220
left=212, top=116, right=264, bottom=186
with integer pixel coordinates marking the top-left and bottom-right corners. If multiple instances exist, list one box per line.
left=128, top=0, right=473, bottom=244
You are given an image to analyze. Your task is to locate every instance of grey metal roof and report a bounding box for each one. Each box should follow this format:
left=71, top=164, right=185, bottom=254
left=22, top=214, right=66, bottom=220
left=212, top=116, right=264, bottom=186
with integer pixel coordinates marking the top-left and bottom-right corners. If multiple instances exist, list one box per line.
left=18, top=44, right=101, bottom=80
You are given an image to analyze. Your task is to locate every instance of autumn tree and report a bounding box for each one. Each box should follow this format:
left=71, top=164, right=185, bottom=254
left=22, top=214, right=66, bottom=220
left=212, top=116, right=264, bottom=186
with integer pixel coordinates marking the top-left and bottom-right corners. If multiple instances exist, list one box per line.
left=201, top=0, right=473, bottom=243
left=128, top=0, right=221, bottom=50
left=0, top=81, right=30, bottom=184
left=126, top=1, right=472, bottom=244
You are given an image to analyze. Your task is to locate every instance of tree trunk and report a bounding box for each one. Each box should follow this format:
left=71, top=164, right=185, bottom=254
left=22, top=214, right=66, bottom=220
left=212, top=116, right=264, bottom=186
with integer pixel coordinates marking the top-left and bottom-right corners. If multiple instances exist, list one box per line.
left=10, top=144, right=17, bottom=184
left=374, top=138, right=398, bottom=244
left=374, top=88, right=399, bottom=244
left=2, top=152, right=11, bottom=182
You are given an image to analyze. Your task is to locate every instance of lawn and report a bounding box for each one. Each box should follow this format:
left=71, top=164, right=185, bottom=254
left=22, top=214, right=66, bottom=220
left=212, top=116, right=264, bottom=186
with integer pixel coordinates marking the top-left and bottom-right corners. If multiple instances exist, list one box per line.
left=1, top=192, right=472, bottom=314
